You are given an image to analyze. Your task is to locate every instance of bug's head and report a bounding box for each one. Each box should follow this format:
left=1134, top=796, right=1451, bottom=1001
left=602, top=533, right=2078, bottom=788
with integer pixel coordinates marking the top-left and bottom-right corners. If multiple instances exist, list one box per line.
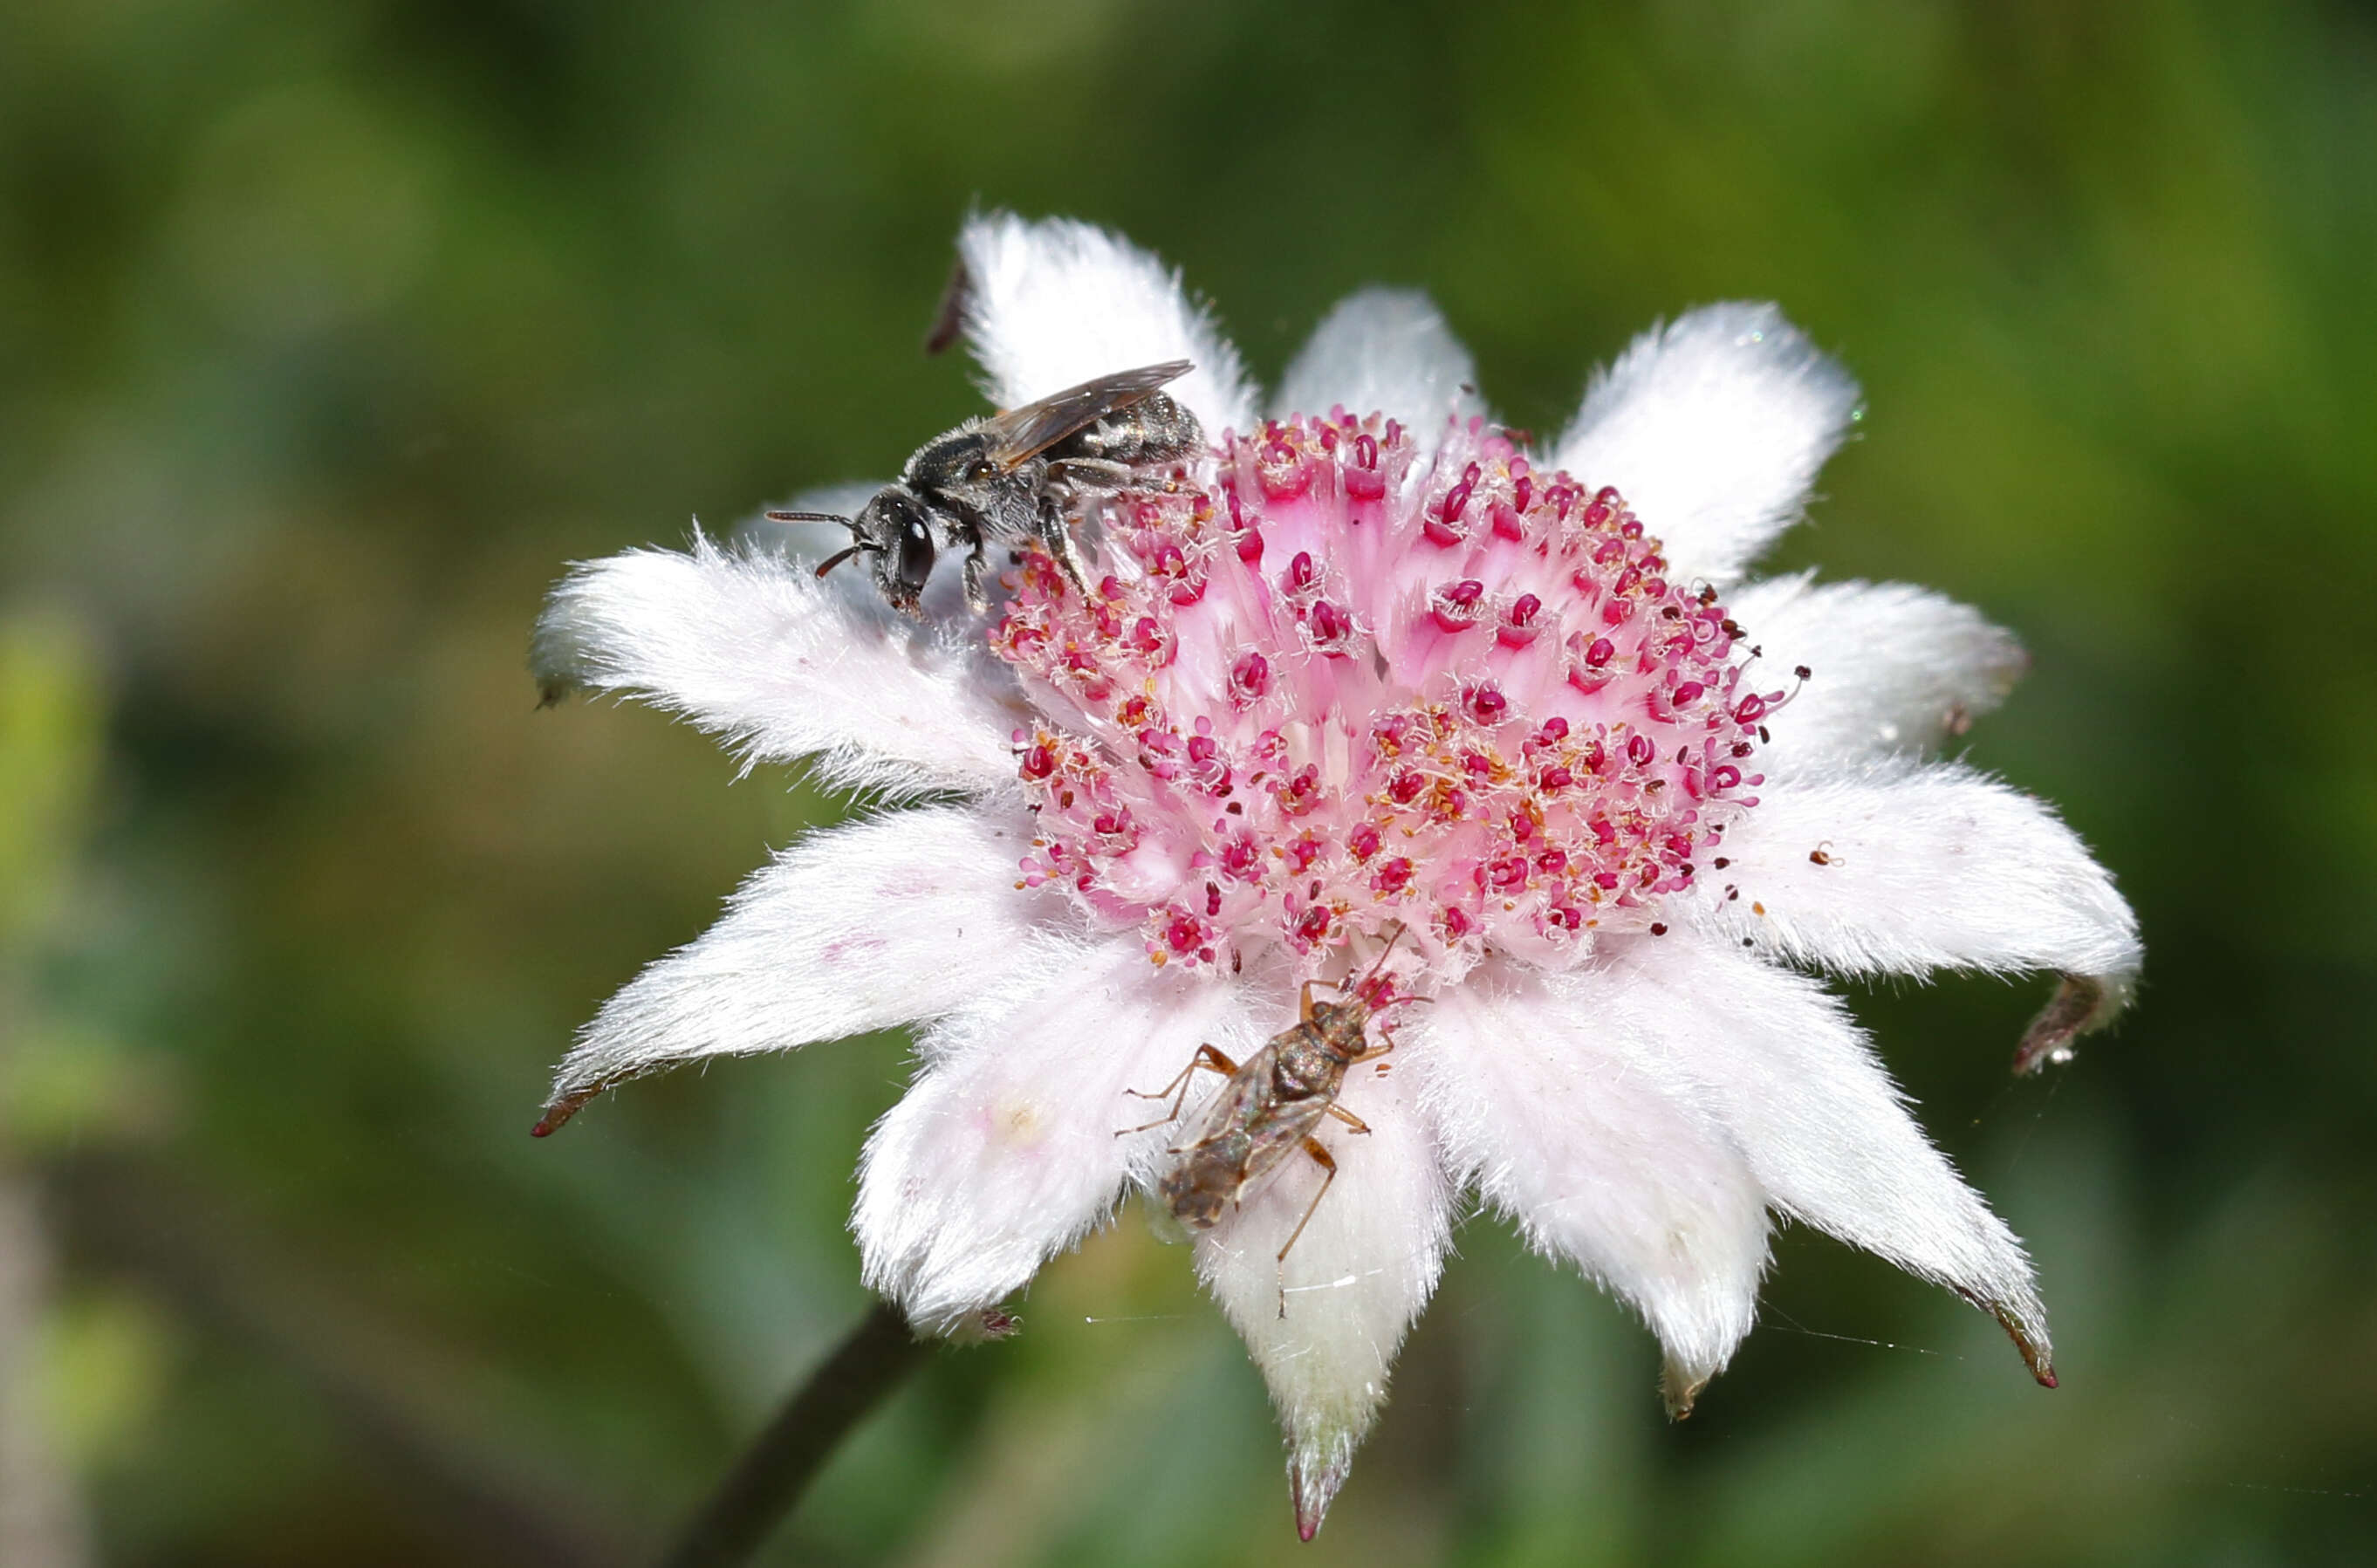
left=779, top=486, right=938, bottom=616
left=1307, top=997, right=1364, bottom=1056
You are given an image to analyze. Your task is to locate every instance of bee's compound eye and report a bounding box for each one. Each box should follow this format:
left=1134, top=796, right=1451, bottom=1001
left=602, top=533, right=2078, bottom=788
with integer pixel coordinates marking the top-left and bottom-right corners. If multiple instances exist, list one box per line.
left=896, top=516, right=935, bottom=590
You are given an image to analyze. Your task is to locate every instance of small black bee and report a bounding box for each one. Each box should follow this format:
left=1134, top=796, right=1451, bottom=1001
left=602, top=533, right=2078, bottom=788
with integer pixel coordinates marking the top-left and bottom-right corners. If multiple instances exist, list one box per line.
left=769, top=360, right=1204, bottom=615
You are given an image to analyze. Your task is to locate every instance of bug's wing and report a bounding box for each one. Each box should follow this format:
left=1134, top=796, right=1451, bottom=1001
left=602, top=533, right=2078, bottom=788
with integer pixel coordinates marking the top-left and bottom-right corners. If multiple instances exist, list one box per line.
left=1235, top=1099, right=1332, bottom=1195
left=1169, top=1044, right=1273, bottom=1154
left=977, top=360, right=1192, bottom=470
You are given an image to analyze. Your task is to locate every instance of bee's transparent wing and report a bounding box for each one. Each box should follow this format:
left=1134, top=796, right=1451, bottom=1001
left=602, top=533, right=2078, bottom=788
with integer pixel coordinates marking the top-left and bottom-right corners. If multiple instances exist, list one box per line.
left=978, top=359, right=1191, bottom=470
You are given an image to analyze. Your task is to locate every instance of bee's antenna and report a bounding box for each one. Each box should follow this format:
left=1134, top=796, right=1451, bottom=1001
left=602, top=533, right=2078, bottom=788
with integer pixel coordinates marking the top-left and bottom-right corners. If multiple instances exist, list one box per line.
left=764, top=510, right=867, bottom=579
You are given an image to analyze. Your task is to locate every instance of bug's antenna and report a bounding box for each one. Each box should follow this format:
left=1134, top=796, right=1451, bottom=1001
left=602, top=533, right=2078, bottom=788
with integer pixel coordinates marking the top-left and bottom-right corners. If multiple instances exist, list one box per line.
left=1348, top=921, right=1409, bottom=1008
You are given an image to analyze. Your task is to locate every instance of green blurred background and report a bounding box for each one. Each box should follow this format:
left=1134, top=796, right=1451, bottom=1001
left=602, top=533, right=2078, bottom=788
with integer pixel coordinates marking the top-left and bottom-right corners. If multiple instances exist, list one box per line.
left=3, top=0, right=2374, bottom=1562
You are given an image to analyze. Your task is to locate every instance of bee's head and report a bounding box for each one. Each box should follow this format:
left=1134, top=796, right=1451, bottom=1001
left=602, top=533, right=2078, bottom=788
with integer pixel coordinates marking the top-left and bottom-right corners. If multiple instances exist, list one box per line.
left=781, top=486, right=937, bottom=616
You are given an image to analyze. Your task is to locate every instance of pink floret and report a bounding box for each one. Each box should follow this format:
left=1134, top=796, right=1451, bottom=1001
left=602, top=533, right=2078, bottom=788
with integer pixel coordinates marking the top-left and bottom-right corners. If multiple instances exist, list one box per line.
left=992, top=414, right=1783, bottom=981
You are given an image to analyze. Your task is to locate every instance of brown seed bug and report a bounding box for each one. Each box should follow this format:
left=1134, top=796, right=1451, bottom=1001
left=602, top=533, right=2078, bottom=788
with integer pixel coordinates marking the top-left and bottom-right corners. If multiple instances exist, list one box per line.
left=1120, top=927, right=1419, bottom=1317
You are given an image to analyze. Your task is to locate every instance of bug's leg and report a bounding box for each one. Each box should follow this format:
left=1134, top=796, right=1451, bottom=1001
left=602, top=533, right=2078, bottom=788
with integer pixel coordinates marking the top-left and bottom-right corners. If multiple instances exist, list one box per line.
left=1276, top=1138, right=1339, bottom=1318
left=1116, top=1044, right=1238, bottom=1135
left=1298, top=980, right=1319, bottom=1024
left=1323, top=1104, right=1373, bottom=1135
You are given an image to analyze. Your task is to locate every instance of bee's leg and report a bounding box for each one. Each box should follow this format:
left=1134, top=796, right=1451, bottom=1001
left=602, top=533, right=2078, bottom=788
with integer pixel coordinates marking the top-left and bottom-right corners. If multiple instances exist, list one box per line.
left=961, top=543, right=991, bottom=613
left=1277, top=1139, right=1339, bottom=1318
left=1323, top=1103, right=1373, bottom=1135
left=1059, top=529, right=1093, bottom=592
left=1043, top=507, right=1095, bottom=593
left=1116, top=1044, right=1238, bottom=1135
left=1059, top=515, right=1093, bottom=593
left=1044, top=456, right=1134, bottom=491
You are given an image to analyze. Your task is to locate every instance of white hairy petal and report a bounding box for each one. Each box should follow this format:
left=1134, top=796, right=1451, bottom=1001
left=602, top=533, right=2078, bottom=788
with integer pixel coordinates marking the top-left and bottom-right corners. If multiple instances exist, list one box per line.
left=958, top=212, right=1259, bottom=437
left=531, top=534, right=1021, bottom=797
left=1552, top=304, right=1861, bottom=585
left=1192, top=1045, right=1450, bottom=1541
left=545, top=805, right=1060, bottom=1109
left=1610, top=932, right=2052, bottom=1373
left=1726, top=572, right=2029, bottom=769
left=856, top=939, right=1254, bottom=1338
left=1412, top=963, right=1769, bottom=1414
left=1273, top=287, right=1483, bottom=452
left=1689, top=758, right=2141, bottom=987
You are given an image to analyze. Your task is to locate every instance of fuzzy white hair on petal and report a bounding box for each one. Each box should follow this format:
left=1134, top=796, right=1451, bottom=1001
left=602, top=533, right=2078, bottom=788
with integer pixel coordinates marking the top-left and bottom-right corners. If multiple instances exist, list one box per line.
left=1688, top=757, right=2141, bottom=1017
left=855, top=936, right=1259, bottom=1339
left=542, top=805, right=1066, bottom=1117
left=1724, top=572, right=2030, bottom=770
left=1273, top=287, right=1483, bottom=450
left=1414, top=964, right=1771, bottom=1416
left=1552, top=303, right=1861, bottom=586
left=1609, top=933, right=2056, bottom=1380
left=532, top=532, right=1024, bottom=797
left=957, top=211, right=1259, bottom=437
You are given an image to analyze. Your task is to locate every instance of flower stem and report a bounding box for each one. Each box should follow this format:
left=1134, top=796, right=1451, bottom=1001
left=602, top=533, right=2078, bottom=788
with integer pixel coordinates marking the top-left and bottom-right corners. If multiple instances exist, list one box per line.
left=658, top=1301, right=926, bottom=1568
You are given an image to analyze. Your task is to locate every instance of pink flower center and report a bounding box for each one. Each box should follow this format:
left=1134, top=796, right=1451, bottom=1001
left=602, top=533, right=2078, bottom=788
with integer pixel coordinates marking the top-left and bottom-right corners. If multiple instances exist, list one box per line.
left=995, top=413, right=1782, bottom=982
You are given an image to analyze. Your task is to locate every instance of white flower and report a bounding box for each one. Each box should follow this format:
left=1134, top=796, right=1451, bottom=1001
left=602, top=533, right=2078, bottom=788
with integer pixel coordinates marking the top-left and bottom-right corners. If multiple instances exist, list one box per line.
left=531, top=214, right=2141, bottom=1538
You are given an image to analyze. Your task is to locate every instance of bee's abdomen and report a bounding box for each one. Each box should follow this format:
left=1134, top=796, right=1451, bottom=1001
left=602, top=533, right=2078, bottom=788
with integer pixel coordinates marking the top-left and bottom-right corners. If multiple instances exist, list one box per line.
left=1071, top=393, right=1203, bottom=466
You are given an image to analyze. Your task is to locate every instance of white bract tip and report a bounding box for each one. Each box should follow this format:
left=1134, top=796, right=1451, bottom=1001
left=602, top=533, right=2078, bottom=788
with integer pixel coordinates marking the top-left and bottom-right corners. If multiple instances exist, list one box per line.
left=1274, top=287, right=1483, bottom=454
left=958, top=211, right=1258, bottom=436
left=1552, top=303, right=1861, bottom=586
